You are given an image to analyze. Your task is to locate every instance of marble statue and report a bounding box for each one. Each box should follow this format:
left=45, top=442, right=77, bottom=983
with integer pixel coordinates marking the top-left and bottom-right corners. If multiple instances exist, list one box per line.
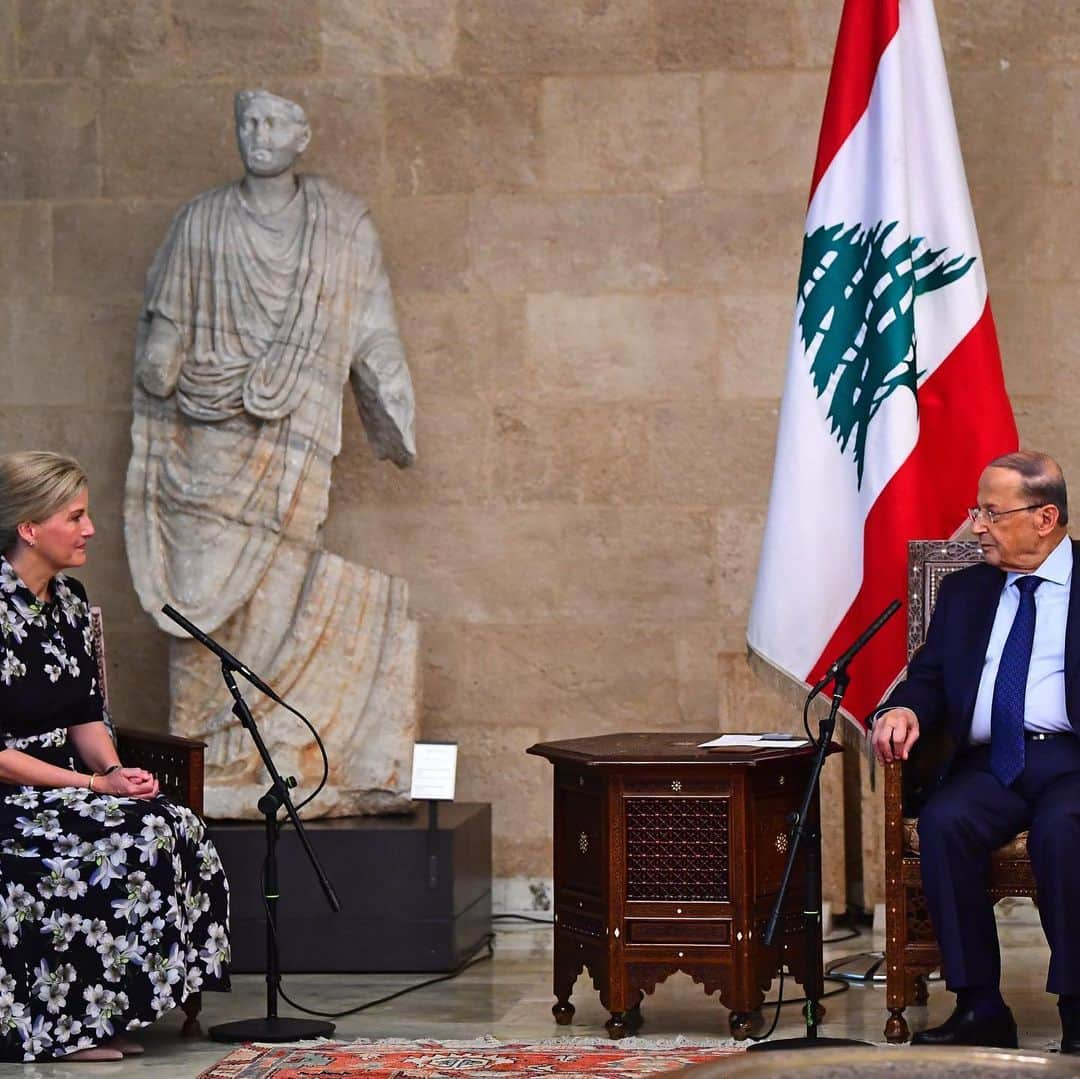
left=124, top=89, right=419, bottom=819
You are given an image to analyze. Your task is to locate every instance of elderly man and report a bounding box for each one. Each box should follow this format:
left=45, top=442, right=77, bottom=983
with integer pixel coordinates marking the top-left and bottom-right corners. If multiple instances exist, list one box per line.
left=873, top=450, right=1080, bottom=1051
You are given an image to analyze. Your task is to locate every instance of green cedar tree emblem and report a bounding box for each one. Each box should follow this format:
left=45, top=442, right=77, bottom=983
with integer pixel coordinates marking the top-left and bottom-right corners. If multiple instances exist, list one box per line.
left=798, top=221, right=975, bottom=486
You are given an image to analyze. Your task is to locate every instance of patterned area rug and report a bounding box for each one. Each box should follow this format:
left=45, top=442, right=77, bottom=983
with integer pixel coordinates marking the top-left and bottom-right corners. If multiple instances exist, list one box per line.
left=198, top=1036, right=746, bottom=1078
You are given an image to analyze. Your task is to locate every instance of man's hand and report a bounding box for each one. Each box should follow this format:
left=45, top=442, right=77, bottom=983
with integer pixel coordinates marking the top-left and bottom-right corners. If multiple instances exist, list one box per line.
left=872, top=707, right=920, bottom=764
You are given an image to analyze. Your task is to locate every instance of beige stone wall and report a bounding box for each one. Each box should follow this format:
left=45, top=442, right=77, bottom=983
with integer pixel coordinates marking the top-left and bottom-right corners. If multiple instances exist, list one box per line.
left=2, top=0, right=1072, bottom=908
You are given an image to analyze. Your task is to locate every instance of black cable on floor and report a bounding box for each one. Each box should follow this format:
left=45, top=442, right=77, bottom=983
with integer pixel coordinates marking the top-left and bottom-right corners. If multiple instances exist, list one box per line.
left=747, top=972, right=850, bottom=1043
left=492, top=913, right=553, bottom=925
left=275, top=933, right=496, bottom=1019
left=747, top=969, right=786, bottom=1042
left=763, top=977, right=850, bottom=1007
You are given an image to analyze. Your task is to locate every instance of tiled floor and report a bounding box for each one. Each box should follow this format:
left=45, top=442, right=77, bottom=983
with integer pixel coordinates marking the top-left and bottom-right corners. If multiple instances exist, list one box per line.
left=17, top=912, right=1070, bottom=1078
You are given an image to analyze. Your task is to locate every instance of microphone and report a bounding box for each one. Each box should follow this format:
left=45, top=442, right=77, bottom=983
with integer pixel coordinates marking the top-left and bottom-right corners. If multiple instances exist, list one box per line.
left=161, top=604, right=284, bottom=705
left=810, top=599, right=902, bottom=694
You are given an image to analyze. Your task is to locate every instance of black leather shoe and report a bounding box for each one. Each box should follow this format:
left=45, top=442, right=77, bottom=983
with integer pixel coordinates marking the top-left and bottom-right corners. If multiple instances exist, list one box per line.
left=911, top=1005, right=1018, bottom=1049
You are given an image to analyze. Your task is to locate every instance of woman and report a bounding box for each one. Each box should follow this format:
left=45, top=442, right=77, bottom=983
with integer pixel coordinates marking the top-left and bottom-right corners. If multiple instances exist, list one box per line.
left=0, top=451, right=229, bottom=1061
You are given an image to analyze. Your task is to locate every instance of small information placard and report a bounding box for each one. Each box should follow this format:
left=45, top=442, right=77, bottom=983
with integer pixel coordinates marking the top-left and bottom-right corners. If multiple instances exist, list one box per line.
left=410, top=741, right=458, bottom=801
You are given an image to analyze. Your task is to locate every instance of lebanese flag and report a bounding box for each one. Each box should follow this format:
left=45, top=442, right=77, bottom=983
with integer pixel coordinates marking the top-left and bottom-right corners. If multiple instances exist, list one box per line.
left=747, top=0, right=1017, bottom=727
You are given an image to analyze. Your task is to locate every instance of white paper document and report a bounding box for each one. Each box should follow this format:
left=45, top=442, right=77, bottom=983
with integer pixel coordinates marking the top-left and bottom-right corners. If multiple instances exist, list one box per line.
left=698, top=734, right=810, bottom=749
left=410, top=741, right=459, bottom=800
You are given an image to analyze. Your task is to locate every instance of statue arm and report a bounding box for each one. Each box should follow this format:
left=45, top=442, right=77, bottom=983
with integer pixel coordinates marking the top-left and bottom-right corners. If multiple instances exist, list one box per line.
left=348, top=228, right=416, bottom=468
left=135, top=313, right=184, bottom=398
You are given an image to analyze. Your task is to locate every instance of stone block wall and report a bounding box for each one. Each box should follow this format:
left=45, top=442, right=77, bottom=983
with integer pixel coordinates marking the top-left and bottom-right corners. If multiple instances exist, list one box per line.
left=2, top=0, right=1074, bottom=910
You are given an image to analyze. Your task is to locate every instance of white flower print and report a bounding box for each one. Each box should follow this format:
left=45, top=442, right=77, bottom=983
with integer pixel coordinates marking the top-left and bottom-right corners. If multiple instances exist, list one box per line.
left=0, top=603, right=27, bottom=645
left=82, top=983, right=117, bottom=1038
left=183, top=965, right=204, bottom=995
left=136, top=815, right=173, bottom=867
left=0, top=917, right=20, bottom=949
left=6, top=790, right=40, bottom=810
left=87, top=854, right=125, bottom=890
left=23, top=1014, right=55, bottom=1059
left=0, top=651, right=26, bottom=686
left=201, top=923, right=229, bottom=979
left=52, top=1013, right=82, bottom=1044
left=140, top=916, right=166, bottom=948
left=43, top=786, right=86, bottom=810
left=10, top=594, right=46, bottom=629
left=81, top=918, right=109, bottom=947
left=197, top=839, right=223, bottom=880
left=0, top=562, right=19, bottom=593
left=99, top=934, right=143, bottom=984
left=16, top=810, right=63, bottom=841
left=40, top=910, right=83, bottom=951
left=37, top=857, right=87, bottom=902
left=96, top=831, right=134, bottom=866
left=111, top=872, right=162, bottom=923
left=53, top=832, right=89, bottom=859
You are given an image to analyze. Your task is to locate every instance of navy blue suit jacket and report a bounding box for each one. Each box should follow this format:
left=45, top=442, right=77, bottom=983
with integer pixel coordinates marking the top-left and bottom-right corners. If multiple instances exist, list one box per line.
left=883, top=539, right=1080, bottom=751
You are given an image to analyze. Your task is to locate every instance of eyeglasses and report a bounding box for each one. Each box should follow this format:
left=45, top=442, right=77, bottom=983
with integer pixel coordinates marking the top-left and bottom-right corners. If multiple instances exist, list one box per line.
left=967, top=504, right=1043, bottom=525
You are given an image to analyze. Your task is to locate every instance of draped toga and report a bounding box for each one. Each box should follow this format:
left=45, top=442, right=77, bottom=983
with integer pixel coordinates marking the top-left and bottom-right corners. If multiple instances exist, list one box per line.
left=124, top=176, right=419, bottom=818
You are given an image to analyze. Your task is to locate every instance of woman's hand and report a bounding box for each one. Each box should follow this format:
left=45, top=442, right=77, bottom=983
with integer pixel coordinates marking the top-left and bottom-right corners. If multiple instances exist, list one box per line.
left=98, top=767, right=159, bottom=800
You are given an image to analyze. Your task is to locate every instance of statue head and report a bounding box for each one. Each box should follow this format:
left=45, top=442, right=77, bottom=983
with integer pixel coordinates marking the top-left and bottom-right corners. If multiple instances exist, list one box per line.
left=234, top=90, right=311, bottom=179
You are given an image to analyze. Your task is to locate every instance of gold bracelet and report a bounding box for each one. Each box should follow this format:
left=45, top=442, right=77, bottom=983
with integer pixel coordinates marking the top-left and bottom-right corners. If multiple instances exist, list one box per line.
left=88, top=774, right=96, bottom=793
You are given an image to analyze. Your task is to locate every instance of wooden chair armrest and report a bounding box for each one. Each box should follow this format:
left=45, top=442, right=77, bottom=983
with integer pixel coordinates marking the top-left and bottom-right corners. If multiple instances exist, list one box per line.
left=114, top=726, right=206, bottom=751
left=115, top=726, right=205, bottom=817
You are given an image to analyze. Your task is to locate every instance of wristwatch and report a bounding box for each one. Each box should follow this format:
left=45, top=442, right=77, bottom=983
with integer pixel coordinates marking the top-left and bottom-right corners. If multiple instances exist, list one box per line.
left=102, top=764, right=122, bottom=776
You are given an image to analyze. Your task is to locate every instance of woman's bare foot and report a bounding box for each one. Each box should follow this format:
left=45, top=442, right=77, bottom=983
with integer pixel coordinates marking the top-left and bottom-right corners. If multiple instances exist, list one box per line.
left=66, top=1046, right=124, bottom=1061
left=105, top=1035, right=145, bottom=1056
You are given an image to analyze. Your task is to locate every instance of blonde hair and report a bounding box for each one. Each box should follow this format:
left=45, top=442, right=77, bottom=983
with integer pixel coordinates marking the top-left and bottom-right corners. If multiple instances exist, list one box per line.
left=0, top=451, right=88, bottom=555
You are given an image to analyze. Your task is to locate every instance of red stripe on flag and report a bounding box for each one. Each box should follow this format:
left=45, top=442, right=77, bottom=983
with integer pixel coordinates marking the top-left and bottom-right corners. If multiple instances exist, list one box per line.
left=805, top=301, right=1018, bottom=723
left=809, top=0, right=901, bottom=205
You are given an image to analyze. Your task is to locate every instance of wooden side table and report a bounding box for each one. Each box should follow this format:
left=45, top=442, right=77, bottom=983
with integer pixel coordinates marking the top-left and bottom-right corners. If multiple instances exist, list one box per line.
left=527, top=733, right=838, bottom=1039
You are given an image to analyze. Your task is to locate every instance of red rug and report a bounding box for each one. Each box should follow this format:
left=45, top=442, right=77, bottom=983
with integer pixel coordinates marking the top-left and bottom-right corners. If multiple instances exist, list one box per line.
left=198, top=1037, right=746, bottom=1078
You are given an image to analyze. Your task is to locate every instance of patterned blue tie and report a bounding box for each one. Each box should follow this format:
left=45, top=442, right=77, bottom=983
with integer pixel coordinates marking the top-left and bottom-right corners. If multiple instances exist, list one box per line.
left=990, top=575, right=1043, bottom=787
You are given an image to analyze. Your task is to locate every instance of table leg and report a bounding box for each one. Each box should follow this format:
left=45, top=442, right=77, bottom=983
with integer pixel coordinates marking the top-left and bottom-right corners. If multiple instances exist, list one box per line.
left=552, top=943, right=581, bottom=1026
left=729, top=1011, right=755, bottom=1039
left=605, top=1011, right=632, bottom=1039
left=552, top=999, right=575, bottom=1025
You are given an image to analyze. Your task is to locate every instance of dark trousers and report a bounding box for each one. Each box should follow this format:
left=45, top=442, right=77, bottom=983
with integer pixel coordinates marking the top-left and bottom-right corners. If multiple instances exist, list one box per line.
left=917, top=735, right=1080, bottom=995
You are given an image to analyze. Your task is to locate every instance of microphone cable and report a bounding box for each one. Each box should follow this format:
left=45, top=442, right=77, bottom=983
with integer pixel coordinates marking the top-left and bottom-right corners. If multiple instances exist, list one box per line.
left=255, top=859, right=495, bottom=1018
left=267, top=693, right=329, bottom=812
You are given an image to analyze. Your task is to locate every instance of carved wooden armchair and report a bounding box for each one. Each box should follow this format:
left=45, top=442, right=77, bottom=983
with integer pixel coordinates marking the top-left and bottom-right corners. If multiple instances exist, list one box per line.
left=883, top=541, right=1037, bottom=1043
left=90, top=607, right=207, bottom=1036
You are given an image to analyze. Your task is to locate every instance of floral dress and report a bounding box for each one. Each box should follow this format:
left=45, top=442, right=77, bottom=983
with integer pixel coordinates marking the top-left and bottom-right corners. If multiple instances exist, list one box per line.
left=0, top=557, right=230, bottom=1060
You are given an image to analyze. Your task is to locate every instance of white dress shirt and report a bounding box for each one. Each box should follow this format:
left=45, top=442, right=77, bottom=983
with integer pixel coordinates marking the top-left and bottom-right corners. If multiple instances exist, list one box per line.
left=968, top=534, right=1073, bottom=745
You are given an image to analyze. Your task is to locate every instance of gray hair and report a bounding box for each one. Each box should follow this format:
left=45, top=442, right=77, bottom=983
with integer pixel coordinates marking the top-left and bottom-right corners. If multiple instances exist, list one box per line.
left=987, top=449, right=1069, bottom=526
left=0, top=451, right=88, bottom=555
left=233, top=89, right=309, bottom=128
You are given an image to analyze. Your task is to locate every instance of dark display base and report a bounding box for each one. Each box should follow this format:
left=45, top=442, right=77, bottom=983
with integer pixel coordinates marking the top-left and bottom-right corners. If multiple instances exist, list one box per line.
left=208, top=802, right=492, bottom=973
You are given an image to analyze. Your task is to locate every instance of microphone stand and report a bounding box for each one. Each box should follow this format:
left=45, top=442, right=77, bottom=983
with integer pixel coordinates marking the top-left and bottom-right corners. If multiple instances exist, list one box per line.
left=162, top=606, right=342, bottom=1043
left=748, top=670, right=867, bottom=1051
left=748, top=601, right=899, bottom=1053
